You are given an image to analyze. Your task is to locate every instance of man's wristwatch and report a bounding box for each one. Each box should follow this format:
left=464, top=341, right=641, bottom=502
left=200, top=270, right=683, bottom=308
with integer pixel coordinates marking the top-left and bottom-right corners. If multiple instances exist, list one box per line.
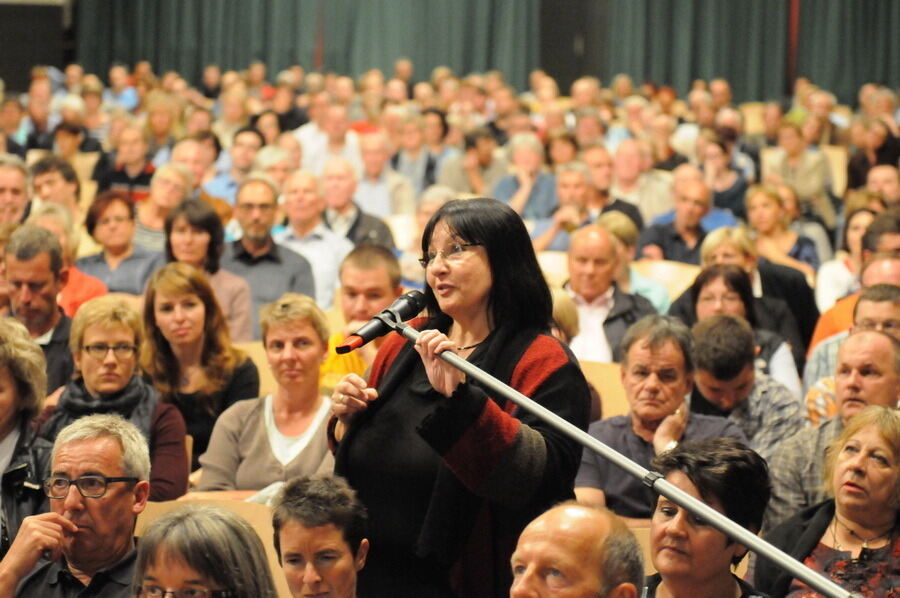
left=661, top=440, right=679, bottom=453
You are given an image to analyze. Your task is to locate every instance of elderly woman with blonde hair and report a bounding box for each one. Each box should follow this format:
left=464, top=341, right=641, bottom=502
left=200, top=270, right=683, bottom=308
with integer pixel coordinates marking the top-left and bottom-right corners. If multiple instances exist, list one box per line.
left=36, top=295, right=188, bottom=501
left=755, top=406, right=900, bottom=597
left=0, top=318, right=51, bottom=557
left=193, top=292, right=334, bottom=500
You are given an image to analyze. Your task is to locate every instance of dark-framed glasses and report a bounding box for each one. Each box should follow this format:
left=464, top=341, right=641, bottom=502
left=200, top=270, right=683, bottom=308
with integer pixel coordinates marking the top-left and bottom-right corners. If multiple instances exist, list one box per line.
left=135, top=586, right=234, bottom=598
left=419, top=243, right=481, bottom=269
left=82, top=343, right=138, bottom=359
left=235, top=202, right=276, bottom=213
left=44, top=474, right=139, bottom=499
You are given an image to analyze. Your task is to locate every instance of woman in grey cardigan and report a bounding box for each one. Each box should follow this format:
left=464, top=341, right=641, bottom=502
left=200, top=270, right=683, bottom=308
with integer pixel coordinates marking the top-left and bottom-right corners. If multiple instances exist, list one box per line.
left=193, top=292, right=333, bottom=500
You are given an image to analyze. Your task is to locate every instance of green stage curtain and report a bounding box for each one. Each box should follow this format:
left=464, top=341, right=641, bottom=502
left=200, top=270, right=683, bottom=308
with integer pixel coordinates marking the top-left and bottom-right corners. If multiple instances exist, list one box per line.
left=797, top=0, right=900, bottom=105
left=604, top=0, right=788, bottom=103
left=75, top=0, right=538, bottom=90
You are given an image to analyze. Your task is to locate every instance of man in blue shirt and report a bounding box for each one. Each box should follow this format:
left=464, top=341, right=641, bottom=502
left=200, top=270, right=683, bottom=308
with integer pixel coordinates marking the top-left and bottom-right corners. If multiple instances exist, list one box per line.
left=102, top=64, right=139, bottom=112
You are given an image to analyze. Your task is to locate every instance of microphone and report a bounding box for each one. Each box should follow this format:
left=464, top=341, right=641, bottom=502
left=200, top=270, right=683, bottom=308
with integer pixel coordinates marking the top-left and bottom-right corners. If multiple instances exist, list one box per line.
left=335, top=290, right=426, bottom=354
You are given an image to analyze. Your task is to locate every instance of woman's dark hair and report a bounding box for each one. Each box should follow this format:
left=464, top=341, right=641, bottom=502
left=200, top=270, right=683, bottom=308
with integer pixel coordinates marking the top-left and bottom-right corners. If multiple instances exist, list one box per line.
left=841, top=207, right=877, bottom=253
left=420, top=198, right=552, bottom=331
left=699, top=128, right=729, bottom=154
left=651, top=437, right=771, bottom=549
left=164, top=198, right=224, bottom=273
left=85, top=190, right=135, bottom=238
left=251, top=109, right=281, bottom=133
left=192, top=130, right=222, bottom=160
left=689, top=264, right=757, bottom=328
left=422, top=107, right=449, bottom=140
left=545, top=127, right=579, bottom=164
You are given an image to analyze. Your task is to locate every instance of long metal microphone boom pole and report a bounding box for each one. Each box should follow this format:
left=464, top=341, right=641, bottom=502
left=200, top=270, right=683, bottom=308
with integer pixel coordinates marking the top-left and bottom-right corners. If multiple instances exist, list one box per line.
left=389, top=318, right=855, bottom=598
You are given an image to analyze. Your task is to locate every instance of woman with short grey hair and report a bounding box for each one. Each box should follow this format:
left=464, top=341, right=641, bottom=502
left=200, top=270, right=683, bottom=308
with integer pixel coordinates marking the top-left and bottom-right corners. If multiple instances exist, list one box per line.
left=134, top=504, right=277, bottom=598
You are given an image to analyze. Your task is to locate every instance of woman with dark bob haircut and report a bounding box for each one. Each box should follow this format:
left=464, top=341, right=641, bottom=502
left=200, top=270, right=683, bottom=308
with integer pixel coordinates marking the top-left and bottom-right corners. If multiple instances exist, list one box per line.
left=645, top=437, right=771, bottom=598
left=681, top=263, right=803, bottom=398
left=164, top=198, right=253, bottom=342
left=330, top=198, right=591, bottom=597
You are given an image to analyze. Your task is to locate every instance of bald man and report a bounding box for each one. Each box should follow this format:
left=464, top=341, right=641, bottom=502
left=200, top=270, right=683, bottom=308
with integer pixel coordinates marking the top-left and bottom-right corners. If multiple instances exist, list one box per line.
left=649, top=164, right=737, bottom=232
left=275, top=170, right=354, bottom=308
left=510, top=503, right=642, bottom=598
left=637, top=179, right=710, bottom=265
left=566, top=225, right=656, bottom=362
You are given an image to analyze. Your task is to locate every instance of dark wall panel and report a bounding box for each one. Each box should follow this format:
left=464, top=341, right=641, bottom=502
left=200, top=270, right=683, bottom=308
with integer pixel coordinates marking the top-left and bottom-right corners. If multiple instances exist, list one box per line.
left=0, top=3, right=64, bottom=94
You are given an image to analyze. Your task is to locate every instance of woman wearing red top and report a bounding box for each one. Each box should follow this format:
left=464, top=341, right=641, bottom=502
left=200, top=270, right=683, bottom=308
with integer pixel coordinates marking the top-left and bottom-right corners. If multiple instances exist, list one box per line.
left=331, top=198, right=590, bottom=598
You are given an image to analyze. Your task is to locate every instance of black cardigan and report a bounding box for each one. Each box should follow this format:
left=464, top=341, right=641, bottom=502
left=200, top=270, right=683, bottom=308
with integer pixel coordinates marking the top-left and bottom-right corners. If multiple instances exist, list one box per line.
left=753, top=500, right=835, bottom=598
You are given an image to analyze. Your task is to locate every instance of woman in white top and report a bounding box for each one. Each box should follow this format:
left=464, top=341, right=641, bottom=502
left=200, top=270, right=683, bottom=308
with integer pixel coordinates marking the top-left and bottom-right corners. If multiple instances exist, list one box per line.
left=193, top=292, right=333, bottom=500
left=816, top=207, right=877, bottom=312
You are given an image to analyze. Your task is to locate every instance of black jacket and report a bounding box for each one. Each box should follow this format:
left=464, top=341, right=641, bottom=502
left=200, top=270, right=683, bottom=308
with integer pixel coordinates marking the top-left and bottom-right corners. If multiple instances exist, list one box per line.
left=753, top=500, right=835, bottom=598
left=606, top=286, right=657, bottom=362
left=758, top=260, right=819, bottom=347
left=41, top=314, right=74, bottom=394
left=1, top=421, right=51, bottom=558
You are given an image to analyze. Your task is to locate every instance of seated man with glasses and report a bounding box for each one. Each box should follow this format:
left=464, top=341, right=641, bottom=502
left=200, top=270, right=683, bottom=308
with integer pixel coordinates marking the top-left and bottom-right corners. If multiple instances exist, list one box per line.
left=35, top=295, right=188, bottom=501
left=221, top=174, right=316, bottom=339
left=0, top=414, right=150, bottom=597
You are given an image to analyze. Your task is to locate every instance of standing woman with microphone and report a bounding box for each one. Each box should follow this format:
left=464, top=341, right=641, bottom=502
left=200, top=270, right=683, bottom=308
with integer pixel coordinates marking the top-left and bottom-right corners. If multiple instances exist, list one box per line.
left=330, top=198, right=591, bottom=598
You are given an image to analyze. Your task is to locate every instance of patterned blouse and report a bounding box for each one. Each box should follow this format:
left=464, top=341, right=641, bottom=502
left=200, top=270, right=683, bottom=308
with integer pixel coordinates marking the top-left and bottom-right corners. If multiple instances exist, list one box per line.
left=787, top=538, right=900, bottom=597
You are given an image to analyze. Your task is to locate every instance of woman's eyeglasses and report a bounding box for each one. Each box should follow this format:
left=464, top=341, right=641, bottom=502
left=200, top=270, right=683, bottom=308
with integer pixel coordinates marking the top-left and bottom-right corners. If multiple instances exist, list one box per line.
left=419, top=243, right=481, bottom=269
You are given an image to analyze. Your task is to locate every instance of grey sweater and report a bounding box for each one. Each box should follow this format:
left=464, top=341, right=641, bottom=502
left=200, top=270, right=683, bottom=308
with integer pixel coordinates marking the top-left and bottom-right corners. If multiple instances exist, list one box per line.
left=198, top=396, right=333, bottom=490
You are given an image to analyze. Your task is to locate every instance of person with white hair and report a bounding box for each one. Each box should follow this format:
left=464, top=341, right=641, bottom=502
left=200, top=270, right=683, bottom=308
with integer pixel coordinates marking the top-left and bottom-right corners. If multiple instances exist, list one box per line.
left=0, top=153, right=31, bottom=224
left=0, top=414, right=152, bottom=596
left=321, top=157, right=396, bottom=250
left=356, top=131, right=415, bottom=218
left=492, top=132, right=558, bottom=220
left=304, top=104, right=363, bottom=177
left=275, top=170, right=354, bottom=308
left=253, top=145, right=292, bottom=192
